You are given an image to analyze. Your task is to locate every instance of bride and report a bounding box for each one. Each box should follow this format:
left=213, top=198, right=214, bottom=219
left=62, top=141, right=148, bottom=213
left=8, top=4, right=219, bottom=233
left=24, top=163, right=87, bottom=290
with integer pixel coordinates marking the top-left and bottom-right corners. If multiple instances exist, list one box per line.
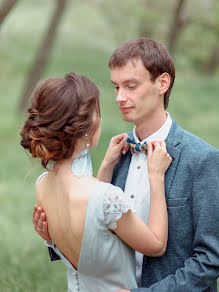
left=20, top=72, right=172, bottom=291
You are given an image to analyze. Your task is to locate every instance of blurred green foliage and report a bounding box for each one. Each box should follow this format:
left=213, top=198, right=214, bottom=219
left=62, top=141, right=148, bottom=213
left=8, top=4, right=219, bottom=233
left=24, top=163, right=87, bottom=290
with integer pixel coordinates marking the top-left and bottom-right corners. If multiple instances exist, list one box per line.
left=0, top=0, right=218, bottom=290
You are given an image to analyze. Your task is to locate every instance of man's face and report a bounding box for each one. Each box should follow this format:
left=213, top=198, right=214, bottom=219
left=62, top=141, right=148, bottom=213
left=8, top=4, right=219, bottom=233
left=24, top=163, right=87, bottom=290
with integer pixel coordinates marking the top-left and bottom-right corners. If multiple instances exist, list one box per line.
left=110, top=59, right=162, bottom=127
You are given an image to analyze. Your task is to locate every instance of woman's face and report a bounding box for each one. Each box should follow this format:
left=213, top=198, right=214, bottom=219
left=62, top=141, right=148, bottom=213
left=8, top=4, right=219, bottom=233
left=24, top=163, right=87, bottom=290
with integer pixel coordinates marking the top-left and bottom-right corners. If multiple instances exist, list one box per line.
left=90, top=111, right=101, bottom=148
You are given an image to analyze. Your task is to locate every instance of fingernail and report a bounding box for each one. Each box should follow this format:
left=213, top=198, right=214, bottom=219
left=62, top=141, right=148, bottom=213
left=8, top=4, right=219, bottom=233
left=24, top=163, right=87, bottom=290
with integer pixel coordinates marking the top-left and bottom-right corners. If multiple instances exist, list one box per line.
left=38, top=207, right=41, bottom=211
left=124, top=137, right=128, bottom=142
left=122, top=150, right=126, bottom=155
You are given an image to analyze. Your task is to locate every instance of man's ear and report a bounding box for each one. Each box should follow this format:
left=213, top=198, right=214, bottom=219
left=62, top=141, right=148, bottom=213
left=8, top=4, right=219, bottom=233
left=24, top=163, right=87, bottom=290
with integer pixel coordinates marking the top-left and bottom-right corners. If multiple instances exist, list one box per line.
left=155, top=73, right=170, bottom=95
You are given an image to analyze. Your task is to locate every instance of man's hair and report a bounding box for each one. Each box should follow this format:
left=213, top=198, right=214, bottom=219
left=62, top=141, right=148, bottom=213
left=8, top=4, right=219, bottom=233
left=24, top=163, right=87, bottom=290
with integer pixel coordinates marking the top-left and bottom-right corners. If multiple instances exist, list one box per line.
left=109, top=38, right=175, bottom=109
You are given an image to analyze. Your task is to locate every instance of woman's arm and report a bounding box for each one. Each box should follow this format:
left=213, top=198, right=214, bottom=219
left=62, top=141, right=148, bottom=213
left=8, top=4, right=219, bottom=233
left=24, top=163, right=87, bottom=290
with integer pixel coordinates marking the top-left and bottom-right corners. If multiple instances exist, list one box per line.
left=97, top=133, right=129, bottom=182
left=114, top=141, right=172, bottom=257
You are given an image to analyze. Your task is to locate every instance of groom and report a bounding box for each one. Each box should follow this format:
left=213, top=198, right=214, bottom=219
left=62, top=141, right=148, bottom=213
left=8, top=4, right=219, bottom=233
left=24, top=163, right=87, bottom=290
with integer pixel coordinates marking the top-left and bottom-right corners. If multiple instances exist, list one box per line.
left=34, top=38, right=219, bottom=291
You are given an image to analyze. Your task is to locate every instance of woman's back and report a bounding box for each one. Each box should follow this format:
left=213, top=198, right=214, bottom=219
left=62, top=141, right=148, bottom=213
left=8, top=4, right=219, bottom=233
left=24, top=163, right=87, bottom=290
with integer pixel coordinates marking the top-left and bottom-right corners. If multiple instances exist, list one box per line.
left=36, top=169, right=99, bottom=269
left=36, top=171, right=137, bottom=291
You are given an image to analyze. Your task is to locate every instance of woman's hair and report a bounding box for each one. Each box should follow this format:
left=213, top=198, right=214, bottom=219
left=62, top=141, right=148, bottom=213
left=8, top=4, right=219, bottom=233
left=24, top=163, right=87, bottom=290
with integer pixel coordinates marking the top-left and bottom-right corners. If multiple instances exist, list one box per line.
left=20, top=73, right=100, bottom=169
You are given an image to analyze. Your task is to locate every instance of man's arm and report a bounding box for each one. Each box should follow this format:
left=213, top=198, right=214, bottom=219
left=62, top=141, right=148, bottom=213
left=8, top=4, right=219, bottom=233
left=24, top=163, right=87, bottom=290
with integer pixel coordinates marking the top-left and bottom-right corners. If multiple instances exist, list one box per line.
left=130, top=149, right=219, bottom=291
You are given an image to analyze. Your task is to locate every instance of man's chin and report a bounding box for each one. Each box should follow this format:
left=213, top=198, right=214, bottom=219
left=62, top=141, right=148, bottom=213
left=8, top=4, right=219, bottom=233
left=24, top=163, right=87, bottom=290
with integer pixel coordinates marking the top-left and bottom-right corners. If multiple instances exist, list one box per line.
left=121, top=114, right=134, bottom=123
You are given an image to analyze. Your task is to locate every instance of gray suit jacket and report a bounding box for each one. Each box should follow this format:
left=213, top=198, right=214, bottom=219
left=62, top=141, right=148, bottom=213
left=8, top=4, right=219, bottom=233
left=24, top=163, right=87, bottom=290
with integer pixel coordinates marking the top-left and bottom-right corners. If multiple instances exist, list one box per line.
left=112, top=120, right=219, bottom=292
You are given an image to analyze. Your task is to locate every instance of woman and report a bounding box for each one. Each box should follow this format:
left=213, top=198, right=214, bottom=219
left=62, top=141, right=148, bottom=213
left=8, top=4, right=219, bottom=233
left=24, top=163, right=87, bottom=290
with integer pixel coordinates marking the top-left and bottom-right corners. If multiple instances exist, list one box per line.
left=20, top=73, right=172, bottom=291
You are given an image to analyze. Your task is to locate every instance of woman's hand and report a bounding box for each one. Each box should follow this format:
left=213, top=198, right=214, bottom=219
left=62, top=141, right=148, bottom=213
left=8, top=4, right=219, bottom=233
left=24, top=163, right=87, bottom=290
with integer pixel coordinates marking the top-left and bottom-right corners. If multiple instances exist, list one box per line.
left=103, top=133, right=129, bottom=167
left=33, top=205, right=51, bottom=241
left=97, top=133, right=129, bottom=183
left=147, top=140, right=172, bottom=180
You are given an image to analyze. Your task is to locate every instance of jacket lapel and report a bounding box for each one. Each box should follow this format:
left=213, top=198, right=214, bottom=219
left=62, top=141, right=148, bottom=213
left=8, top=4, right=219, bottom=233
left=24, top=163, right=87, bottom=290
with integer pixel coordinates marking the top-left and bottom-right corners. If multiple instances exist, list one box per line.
left=112, top=131, right=133, bottom=191
left=113, top=151, right=132, bottom=191
left=164, top=120, right=183, bottom=198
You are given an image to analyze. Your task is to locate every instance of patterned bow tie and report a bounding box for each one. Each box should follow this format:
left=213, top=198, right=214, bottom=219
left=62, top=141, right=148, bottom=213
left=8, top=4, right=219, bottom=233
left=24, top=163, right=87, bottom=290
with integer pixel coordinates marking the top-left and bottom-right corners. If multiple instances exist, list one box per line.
left=125, top=137, right=148, bottom=155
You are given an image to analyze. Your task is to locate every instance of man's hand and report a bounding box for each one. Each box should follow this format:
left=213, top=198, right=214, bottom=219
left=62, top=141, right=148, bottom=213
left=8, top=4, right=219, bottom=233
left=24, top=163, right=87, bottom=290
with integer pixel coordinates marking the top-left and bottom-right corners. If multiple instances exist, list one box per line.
left=33, top=204, right=52, bottom=241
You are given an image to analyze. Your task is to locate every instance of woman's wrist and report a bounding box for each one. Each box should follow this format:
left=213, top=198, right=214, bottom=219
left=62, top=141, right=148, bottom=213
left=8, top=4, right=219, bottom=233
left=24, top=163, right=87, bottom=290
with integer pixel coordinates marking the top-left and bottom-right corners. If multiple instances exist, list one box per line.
left=149, top=174, right=165, bottom=184
left=97, top=158, right=115, bottom=182
left=102, top=156, right=117, bottom=169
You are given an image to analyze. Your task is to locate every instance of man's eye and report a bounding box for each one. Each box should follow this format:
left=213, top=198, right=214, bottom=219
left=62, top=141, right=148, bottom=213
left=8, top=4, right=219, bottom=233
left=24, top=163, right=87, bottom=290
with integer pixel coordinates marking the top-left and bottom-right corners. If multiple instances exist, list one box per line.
left=114, top=87, right=119, bottom=90
left=128, top=85, right=136, bottom=90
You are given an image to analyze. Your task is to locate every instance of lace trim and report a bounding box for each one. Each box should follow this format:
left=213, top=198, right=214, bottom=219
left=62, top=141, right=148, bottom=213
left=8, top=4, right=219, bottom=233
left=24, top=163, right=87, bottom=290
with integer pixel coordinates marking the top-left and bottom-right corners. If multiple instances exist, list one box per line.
left=103, top=185, right=136, bottom=230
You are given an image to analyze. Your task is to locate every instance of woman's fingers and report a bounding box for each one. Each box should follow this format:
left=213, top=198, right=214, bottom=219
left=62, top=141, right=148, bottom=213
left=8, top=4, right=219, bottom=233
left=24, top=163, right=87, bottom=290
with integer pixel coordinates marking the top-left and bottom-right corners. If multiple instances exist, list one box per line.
left=112, top=133, right=129, bottom=153
left=151, top=140, right=162, bottom=151
left=112, top=133, right=129, bottom=145
left=150, top=140, right=168, bottom=154
left=147, top=141, right=152, bottom=157
left=122, top=142, right=129, bottom=155
left=160, top=140, right=167, bottom=152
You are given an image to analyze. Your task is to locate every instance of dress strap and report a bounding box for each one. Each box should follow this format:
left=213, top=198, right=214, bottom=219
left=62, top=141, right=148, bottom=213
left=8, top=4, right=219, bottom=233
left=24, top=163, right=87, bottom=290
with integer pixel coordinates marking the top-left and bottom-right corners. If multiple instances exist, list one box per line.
left=35, top=172, right=48, bottom=186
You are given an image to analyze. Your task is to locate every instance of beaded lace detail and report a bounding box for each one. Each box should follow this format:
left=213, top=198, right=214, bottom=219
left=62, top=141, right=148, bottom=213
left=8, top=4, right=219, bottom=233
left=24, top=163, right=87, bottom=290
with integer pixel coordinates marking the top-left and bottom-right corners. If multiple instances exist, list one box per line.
left=103, top=185, right=136, bottom=230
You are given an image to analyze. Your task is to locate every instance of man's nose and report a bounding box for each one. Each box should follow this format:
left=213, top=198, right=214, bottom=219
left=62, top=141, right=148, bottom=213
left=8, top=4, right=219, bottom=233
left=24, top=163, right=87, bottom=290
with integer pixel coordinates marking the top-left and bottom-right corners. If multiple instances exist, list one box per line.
left=116, top=92, right=127, bottom=103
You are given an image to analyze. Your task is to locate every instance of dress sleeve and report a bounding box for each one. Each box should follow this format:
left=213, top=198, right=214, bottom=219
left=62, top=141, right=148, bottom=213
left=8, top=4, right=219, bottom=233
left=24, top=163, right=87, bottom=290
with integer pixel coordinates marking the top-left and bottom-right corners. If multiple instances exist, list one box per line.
left=103, top=185, right=136, bottom=230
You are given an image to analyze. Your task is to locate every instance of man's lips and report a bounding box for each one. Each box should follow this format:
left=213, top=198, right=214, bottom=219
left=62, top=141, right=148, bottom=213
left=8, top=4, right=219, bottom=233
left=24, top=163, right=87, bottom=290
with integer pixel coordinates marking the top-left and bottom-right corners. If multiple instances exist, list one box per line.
left=120, top=107, right=133, bottom=113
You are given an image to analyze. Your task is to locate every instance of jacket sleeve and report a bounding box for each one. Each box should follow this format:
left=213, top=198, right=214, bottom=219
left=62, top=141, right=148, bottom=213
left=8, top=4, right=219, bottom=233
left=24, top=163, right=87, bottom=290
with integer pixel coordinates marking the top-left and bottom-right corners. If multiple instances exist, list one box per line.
left=48, top=247, right=60, bottom=261
left=44, top=240, right=61, bottom=261
left=131, top=149, right=219, bottom=292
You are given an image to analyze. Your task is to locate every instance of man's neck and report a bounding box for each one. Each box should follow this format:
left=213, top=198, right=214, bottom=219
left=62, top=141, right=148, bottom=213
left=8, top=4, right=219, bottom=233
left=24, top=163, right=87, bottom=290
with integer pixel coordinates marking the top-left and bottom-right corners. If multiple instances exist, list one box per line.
left=135, top=111, right=167, bottom=141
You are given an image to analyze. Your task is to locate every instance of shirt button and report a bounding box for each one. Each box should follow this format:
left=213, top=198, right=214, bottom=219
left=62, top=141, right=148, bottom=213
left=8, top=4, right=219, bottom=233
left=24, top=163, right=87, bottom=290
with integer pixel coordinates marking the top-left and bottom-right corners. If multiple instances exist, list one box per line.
left=137, top=165, right=140, bottom=169
left=130, top=194, right=135, bottom=198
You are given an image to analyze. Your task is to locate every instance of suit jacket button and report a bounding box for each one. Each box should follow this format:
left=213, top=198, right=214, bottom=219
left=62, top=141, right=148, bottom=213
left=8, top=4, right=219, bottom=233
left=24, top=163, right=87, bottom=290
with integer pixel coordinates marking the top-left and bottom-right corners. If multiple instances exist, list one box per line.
left=130, top=194, right=135, bottom=198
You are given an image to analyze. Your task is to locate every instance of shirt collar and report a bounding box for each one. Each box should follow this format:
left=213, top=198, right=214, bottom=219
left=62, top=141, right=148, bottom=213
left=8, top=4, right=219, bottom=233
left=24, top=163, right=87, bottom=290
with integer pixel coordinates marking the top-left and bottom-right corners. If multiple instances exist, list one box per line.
left=133, top=112, right=172, bottom=144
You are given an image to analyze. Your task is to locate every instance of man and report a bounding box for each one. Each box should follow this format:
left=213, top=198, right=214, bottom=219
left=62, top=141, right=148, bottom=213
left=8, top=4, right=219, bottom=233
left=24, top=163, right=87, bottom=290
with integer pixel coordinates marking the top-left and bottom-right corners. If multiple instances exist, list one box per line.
left=33, top=38, right=219, bottom=291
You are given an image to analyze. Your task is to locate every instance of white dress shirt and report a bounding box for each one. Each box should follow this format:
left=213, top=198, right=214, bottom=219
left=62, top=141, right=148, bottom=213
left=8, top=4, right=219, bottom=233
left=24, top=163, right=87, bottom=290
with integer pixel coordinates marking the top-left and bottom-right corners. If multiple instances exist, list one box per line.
left=124, top=112, right=172, bottom=287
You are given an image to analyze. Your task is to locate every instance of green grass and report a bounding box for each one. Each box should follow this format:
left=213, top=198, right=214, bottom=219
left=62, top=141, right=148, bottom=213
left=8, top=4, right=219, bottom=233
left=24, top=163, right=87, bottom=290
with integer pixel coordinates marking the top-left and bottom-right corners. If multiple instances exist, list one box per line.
left=0, top=1, right=218, bottom=291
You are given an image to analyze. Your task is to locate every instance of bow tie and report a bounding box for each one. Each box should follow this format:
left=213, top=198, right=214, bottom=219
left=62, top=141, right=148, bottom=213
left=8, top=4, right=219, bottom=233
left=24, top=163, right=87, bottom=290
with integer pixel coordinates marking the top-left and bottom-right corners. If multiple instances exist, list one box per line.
left=125, top=137, right=148, bottom=155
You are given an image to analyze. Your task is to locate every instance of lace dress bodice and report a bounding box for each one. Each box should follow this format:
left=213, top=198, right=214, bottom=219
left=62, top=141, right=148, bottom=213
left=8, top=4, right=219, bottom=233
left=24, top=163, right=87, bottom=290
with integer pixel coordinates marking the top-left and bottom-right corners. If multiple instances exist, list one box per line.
left=46, top=181, right=137, bottom=292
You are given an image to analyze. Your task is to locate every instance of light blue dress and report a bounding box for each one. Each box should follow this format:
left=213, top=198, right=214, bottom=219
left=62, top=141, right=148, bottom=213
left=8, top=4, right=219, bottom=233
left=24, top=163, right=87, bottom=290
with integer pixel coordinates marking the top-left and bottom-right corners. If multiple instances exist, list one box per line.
left=38, top=174, right=138, bottom=292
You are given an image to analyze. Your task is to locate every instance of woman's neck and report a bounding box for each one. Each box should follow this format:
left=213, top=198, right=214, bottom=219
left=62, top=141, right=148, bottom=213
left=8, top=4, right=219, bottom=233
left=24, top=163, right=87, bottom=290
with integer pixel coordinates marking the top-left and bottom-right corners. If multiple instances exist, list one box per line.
left=52, top=138, right=87, bottom=172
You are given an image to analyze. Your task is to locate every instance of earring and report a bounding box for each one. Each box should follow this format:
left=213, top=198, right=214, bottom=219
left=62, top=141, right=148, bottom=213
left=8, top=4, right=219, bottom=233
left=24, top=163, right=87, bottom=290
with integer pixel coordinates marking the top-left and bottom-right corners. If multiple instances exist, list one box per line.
left=85, top=134, right=90, bottom=149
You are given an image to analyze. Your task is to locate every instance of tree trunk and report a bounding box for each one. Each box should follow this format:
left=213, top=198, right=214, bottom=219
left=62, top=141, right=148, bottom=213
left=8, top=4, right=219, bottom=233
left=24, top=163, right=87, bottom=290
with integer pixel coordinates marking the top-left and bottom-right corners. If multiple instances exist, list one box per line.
left=0, top=0, right=18, bottom=27
left=203, top=41, right=219, bottom=74
left=167, top=0, right=186, bottom=55
left=18, top=0, right=68, bottom=112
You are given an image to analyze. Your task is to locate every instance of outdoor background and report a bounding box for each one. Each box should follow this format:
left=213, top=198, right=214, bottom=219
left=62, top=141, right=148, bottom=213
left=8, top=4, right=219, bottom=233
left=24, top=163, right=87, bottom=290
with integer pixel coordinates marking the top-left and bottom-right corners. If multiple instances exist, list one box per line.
left=0, top=0, right=218, bottom=291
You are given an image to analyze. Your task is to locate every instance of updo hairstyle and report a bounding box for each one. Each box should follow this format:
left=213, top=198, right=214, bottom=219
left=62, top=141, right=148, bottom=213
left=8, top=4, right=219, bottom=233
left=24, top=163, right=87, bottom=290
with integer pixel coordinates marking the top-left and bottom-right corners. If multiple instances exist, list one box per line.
left=20, top=73, right=100, bottom=169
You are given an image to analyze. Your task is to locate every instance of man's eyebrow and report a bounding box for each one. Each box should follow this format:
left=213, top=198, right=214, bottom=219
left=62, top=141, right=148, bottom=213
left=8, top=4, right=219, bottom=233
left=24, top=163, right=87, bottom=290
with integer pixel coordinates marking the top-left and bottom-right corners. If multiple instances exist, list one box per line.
left=111, top=78, right=139, bottom=84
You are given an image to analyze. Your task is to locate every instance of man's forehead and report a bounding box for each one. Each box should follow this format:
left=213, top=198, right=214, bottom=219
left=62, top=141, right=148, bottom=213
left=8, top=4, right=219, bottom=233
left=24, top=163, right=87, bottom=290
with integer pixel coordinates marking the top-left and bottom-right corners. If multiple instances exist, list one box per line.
left=110, top=59, right=148, bottom=83
left=110, top=58, right=142, bottom=71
